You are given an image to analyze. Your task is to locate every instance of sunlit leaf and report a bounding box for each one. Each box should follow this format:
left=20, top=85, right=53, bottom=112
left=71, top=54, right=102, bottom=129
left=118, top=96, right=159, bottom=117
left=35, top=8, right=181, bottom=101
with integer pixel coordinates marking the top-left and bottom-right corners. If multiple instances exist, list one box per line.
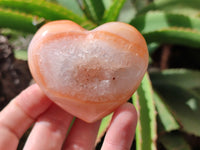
left=0, top=0, right=95, bottom=29
left=56, top=0, right=84, bottom=16
left=132, top=73, right=157, bottom=150
left=101, top=0, right=126, bottom=23
left=102, top=0, right=112, bottom=10
left=138, top=0, right=200, bottom=17
left=131, top=12, right=200, bottom=47
left=0, top=8, right=39, bottom=33
left=131, top=12, right=200, bottom=33
left=132, top=92, right=142, bottom=150
left=145, top=28, right=200, bottom=47
left=14, top=50, right=28, bottom=60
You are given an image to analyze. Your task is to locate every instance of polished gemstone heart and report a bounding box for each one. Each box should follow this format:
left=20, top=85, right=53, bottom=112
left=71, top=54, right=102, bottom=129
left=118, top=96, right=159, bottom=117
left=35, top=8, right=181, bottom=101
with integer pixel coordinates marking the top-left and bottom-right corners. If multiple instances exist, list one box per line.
left=28, top=20, right=148, bottom=123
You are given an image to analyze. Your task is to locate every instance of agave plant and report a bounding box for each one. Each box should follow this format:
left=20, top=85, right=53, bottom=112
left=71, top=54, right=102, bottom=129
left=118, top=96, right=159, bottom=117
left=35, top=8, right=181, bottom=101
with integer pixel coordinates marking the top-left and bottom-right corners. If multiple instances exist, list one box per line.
left=0, top=0, right=200, bottom=149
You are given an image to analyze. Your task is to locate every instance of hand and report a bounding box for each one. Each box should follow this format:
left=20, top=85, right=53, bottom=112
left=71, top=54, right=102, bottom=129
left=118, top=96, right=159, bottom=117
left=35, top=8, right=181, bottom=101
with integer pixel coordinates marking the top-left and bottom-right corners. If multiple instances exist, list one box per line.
left=0, top=84, right=137, bottom=150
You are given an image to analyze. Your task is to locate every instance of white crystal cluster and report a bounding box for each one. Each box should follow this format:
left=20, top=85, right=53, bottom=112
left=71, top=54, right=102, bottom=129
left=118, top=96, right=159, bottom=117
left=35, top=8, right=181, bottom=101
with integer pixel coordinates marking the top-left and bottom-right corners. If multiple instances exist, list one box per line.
left=38, top=35, right=145, bottom=102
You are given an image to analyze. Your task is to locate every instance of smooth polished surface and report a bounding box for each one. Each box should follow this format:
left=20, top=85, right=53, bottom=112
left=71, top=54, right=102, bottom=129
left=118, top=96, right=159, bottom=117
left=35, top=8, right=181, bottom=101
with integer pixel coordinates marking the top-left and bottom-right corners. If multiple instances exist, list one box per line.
left=28, top=20, right=148, bottom=122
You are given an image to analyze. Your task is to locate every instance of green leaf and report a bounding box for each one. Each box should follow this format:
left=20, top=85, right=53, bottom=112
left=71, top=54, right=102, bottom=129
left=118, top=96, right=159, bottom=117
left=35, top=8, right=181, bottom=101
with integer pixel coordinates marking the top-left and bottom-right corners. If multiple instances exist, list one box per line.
left=14, top=50, right=28, bottom=60
left=138, top=0, right=200, bottom=17
left=143, top=28, right=200, bottom=48
left=96, top=113, right=112, bottom=144
left=0, top=0, right=80, bottom=20
left=102, top=0, right=112, bottom=10
left=131, top=12, right=200, bottom=33
left=159, top=132, right=191, bottom=150
left=118, top=0, right=137, bottom=23
left=83, top=0, right=105, bottom=24
left=101, top=0, right=126, bottom=23
left=56, top=0, right=84, bottom=16
left=147, top=42, right=160, bottom=55
left=132, top=92, right=142, bottom=150
left=0, top=8, right=39, bottom=33
left=66, top=117, right=76, bottom=136
left=0, top=0, right=95, bottom=29
left=154, top=91, right=179, bottom=132
left=150, top=69, right=200, bottom=90
left=153, top=84, right=200, bottom=136
left=131, top=12, right=200, bottom=47
left=132, top=73, right=157, bottom=150
left=150, top=69, right=200, bottom=136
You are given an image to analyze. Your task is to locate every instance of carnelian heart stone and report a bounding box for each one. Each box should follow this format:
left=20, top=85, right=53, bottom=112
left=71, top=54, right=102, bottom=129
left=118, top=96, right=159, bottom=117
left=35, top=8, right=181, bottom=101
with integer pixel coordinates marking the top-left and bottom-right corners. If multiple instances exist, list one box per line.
left=28, top=20, right=148, bottom=123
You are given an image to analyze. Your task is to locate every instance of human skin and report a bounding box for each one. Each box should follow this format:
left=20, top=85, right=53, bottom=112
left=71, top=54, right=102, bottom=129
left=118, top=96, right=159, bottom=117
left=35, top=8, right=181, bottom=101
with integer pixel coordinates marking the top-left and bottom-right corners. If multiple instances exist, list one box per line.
left=0, top=84, right=137, bottom=150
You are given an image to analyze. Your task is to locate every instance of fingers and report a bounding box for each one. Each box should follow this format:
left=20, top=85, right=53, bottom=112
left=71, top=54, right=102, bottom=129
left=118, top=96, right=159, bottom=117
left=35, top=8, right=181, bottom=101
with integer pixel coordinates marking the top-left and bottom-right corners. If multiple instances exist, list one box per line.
left=0, top=84, right=52, bottom=150
left=63, top=119, right=101, bottom=150
left=24, top=104, right=73, bottom=150
left=0, top=83, right=138, bottom=150
left=101, top=103, right=138, bottom=150
left=0, top=124, right=19, bottom=150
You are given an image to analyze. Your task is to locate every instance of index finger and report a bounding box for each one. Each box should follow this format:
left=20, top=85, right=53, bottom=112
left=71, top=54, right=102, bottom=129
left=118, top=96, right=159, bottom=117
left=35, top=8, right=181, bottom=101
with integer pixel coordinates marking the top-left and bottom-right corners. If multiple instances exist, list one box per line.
left=101, top=103, right=138, bottom=150
left=0, top=84, right=52, bottom=150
